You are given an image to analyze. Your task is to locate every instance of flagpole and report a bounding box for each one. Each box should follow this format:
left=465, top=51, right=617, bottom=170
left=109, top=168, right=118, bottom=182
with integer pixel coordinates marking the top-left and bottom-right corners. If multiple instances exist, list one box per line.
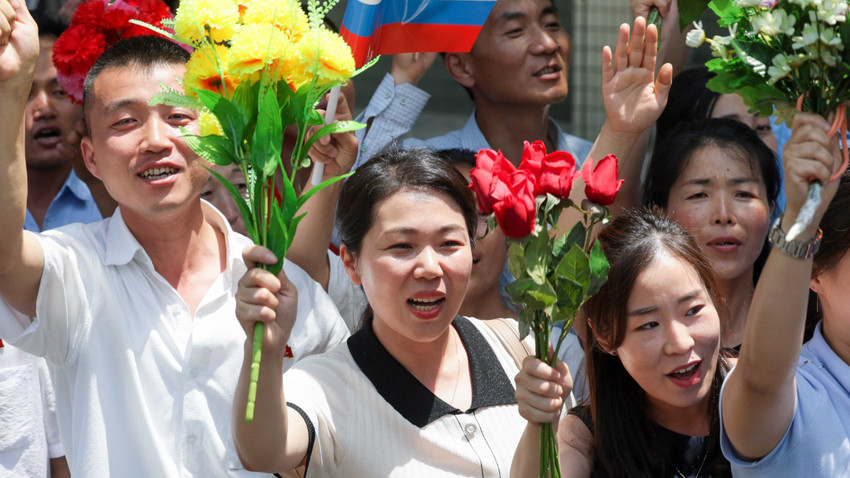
left=310, top=85, right=342, bottom=185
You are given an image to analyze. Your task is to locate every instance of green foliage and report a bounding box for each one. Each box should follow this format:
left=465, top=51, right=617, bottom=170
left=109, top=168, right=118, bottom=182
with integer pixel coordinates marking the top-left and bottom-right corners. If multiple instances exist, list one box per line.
left=678, top=0, right=711, bottom=31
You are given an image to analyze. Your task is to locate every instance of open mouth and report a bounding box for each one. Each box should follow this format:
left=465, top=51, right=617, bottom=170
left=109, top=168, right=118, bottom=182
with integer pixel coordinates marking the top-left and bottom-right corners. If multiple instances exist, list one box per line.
left=139, top=167, right=179, bottom=180
left=407, top=297, right=445, bottom=312
left=535, top=65, right=561, bottom=77
left=668, top=361, right=700, bottom=380
left=34, top=127, right=62, bottom=140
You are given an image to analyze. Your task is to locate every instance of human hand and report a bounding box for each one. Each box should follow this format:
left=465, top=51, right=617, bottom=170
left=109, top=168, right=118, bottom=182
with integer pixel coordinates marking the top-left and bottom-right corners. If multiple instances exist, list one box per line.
left=0, top=0, right=38, bottom=87
left=236, top=246, right=299, bottom=356
left=390, top=52, right=438, bottom=86
left=631, top=0, right=672, bottom=19
left=781, top=113, right=842, bottom=227
left=309, top=92, right=358, bottom=182
left=514, top=356, right=573, bottom=426
left=601, top=16, right=673, bottom=136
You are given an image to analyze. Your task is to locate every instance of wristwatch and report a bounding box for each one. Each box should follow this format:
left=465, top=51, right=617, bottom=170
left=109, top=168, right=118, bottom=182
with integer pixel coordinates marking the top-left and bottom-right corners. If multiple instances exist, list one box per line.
left=768, top=215, right=822, bottom=259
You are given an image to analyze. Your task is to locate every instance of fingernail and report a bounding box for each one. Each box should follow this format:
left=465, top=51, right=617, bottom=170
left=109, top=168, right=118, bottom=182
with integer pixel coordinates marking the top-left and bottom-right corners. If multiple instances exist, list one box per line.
left=265, top=252, right=277, bottom=263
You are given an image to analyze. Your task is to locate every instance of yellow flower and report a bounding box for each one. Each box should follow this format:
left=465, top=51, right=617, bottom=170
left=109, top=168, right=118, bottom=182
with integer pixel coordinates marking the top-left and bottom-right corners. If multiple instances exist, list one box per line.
left=227, top=23, right=291, bottom=83
left=184, top=44, right=238, bottom=97
left=288, top=28, right=355, bottom=90
left=174, top=0, right=239, bottom=44
left=238, top=0, right=309, bottom=41
left=199, top=111, right=224, bottom=136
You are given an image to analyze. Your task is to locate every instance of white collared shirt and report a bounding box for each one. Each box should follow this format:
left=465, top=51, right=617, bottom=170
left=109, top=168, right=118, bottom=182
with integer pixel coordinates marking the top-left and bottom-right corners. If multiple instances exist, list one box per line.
left=0, top=202, right=350, bottom=477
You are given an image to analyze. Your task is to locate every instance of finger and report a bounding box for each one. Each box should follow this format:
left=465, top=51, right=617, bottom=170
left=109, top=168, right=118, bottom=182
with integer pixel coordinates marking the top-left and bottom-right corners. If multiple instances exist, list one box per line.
left=235, top=300, right=278, bottom=325
left=654, top=62, right=674, bottom=104
left=238, top=267, right=283, bottom=297
left=614, top=23, right=630, bottom=73
left=241, top=245, right=278, bottom=269
left=628, top=17, right=646, bottom=68
left=601, top=45, right=614, bottom=85
left=643, top=23, right=658, bottom=72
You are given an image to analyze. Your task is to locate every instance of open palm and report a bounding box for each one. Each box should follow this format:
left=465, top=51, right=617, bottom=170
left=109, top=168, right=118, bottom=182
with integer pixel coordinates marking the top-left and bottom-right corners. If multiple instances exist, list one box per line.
left=601, top=17, right=672, bottom=135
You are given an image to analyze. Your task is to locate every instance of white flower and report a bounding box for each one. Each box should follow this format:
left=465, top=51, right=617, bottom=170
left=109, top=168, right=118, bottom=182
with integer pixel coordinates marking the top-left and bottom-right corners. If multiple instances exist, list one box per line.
left=709, top=36, right=732, bottom=60
left=759, top=0, right=778, bottom=7
left=686, top=21, right=707, bottom=47
left=767, top=54, right=792, bottom=84
left=751, top=9, right=796, bottom=36
left=817, top=0, right=847, bottom=25
left=735, top=0, right=763, bottom=6
left=792, top=22, right=820, bottom=49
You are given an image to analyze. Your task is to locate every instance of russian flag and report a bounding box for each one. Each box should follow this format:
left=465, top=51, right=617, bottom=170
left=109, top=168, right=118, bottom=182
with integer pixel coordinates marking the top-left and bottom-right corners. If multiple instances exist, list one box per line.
left=340, top=0, right=497, bottom=68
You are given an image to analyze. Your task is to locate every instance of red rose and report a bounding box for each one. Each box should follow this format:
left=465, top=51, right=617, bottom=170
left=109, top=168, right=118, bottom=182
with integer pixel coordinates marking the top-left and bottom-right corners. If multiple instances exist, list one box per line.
left=581, top=154, right=624, bottom=206
left=469, top=149, right=516, bottom=215
left=518, top=141, right=578, bottom=199
left=493, top=169, right=536, bottom=239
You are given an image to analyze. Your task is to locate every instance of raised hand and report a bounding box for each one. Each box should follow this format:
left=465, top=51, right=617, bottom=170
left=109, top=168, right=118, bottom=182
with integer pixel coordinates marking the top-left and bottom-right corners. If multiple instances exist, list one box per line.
left=601, top=16, right=673, bottom=136
left=514, top=356, right=573, bottom=426
left=309, top=91, right=358, bottom=183
left=0, top=0, right=37, bottom=87
left=236, top=245, right=299, bottom=356
left=782, top=113, right=843, bottom=223
left=390, top=52, right=438, bottom=86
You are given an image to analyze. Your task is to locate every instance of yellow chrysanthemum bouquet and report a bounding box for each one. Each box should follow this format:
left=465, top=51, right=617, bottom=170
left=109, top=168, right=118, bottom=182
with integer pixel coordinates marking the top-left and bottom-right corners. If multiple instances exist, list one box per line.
left=137, top=0, right=365, bottom=421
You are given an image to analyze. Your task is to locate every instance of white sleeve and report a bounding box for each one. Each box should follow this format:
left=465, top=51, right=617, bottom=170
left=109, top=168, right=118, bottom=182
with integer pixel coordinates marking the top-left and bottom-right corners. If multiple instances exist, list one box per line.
left=36, top=358, right=64, bottom=458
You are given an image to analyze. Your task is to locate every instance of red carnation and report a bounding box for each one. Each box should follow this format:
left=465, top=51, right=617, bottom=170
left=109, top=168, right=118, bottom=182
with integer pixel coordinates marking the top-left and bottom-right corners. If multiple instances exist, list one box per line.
left=71, top=0, right=106, bottom=27
left=52, top=24, right=107, bottom=75
left=581, top=155, right=624, bottom=206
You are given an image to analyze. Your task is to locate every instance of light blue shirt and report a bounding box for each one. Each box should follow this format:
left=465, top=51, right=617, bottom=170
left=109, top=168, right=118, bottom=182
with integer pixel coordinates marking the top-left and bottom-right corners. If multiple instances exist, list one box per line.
left=355, top=74, right=593, bottom=169
left=24, top=171, right=102, bottom=232
left=720, top=321, right=850, bottom=477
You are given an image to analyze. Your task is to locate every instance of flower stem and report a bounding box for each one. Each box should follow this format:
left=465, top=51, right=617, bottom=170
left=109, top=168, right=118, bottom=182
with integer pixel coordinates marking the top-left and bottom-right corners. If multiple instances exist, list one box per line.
left=245, top=322, right=264, bottom=422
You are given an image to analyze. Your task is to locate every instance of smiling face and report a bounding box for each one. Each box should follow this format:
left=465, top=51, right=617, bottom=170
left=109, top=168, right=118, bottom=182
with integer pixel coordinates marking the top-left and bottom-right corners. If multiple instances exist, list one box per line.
left=342, top=189, right=473, bottom=348
left=616, top=250, right=721, bottom=422
left=455, top=0, right=569, bottom=108
left=666, top=145, right=772, bottom=282
left=25, top=36, right=83, bottom=170
left=81, top=63, right=208, bottom=219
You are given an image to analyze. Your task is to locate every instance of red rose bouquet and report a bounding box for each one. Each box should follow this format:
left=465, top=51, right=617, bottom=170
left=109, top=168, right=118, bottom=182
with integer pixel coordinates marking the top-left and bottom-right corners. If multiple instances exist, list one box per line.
left=52, top=0, right=174, bottom=103
left=470, top=141, right=621, bottom=478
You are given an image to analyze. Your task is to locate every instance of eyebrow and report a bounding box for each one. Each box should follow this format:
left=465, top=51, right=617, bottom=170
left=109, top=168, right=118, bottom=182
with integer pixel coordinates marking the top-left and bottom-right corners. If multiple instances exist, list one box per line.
left=382, top=224, right=467, bottom=236
left=627, top=290, right=701, bottom=316
left=681, top=177, right=761, bottom=186
left=496, top=4, right=559, bottom=24
left=102, top=98, right=144, bottom=116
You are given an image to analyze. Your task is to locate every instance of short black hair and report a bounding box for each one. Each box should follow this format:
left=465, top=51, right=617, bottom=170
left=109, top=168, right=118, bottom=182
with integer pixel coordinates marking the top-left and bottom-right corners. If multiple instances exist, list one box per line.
left=30, top=8, right=68, bottom=39
left=83, top=36, right=189, bottom=119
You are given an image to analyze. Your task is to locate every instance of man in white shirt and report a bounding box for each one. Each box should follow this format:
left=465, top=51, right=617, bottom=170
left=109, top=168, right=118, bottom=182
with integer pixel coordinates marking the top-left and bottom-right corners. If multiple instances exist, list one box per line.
left=0, top=6, right=348, bottom=476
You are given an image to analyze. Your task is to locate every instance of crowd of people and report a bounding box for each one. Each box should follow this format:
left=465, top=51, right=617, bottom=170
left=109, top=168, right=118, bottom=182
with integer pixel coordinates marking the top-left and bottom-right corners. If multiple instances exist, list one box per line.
left=0, top=0, right=847, bottom=476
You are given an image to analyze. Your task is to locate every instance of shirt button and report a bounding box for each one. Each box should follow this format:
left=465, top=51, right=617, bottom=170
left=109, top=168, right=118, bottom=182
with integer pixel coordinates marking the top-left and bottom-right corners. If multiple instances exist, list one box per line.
left=383, top=92, right=391, bottom=99
left=187, top=434, right=197, bottom=444
left=361, top=145, right=368, bottom=152
left=400, top=97, right=407, bottom=105
left=464, top=423, right=476, bottom=437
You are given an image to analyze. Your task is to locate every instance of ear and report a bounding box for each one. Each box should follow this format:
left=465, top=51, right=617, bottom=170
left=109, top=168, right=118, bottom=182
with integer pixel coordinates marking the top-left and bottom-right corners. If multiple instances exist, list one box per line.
left=444, top=52, right=476, bottom=89
left=810, top=270, right=823, bottom=294
left=80, top=136, right=101, bottom=180
left=651, top=204, right=665, bottom=215
left=339, top=244, right=362, bottom=285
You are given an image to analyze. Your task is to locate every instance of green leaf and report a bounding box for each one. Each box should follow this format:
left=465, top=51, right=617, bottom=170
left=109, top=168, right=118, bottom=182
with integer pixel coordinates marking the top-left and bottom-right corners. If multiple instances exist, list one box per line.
left=518, top=308, right=532, bottom=340
left=552, top=230, right=569, bottom=262
left=555, top=245, right=590, bottom=291
left=181, top=130, right=235, bottom=166
left=526, top=280, right=557, bottom=308
left=205, top=165, right=257, bottom=243
left=196, top=89, right=247, bottom=148
left=587, top=240, right=611, bottom=297
left=252, top=88, right=284, bottom=179
left=564, top=221, right=586, bottom=250
left=525, top=232, right=549, bottom=285
left=296, top=172, right=354, bottom=210
left=505, top=278, right=538, bottom=306
left=265, top=205, right=289, bottom=276
left=508, top=242, right=526, bottom=279
left=678, top=0, right=710, bottom=31
left=279, top=171, right=299, bottom=225
left=302, top=120, right=367, bottom=154
left=555, top=277, right=584, bottom=314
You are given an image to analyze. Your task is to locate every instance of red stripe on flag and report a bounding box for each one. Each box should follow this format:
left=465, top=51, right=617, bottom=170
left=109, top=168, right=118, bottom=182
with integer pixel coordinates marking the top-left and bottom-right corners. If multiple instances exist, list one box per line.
left=342, top=23, right=483, bottom=68
left=0, top=338, right=4, bottom=348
